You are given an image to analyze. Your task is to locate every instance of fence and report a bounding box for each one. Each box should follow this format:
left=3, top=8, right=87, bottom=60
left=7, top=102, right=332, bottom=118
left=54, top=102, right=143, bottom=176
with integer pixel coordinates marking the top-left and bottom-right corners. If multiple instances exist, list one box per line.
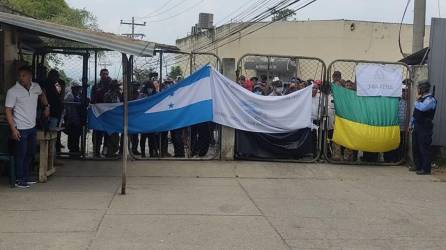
left=325, top=59, right=412, bottom=165
left=235, top=54, right=326, bottom=162
left=127, top=51, right=222, bottom=161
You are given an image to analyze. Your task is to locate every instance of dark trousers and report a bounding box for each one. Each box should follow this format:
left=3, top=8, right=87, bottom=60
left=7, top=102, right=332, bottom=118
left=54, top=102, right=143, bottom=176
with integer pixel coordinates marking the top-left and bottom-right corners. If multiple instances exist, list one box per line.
left=171, top=129, right=185, bottom=157
left=362, top=152, right=379, bottom=162
left=140, top=133, right=159, bottom=157
left=67, top=125, right=81, bottom=153
left=160, top=132, right=169, bottom=156
left=14, top=128, right=37, bottom=184
left=130, top=134, right=139, bottom=153
left=412, top=126, right=433, bottom=173
left=384, top=131, right=405, bottom=163
left=191, top=122, right=211, bottom=157
left=311, top=129, right=318, bottom=157
left=106, top=133, right=120, bottom=157
left=92, top=130, right=104, bottom=156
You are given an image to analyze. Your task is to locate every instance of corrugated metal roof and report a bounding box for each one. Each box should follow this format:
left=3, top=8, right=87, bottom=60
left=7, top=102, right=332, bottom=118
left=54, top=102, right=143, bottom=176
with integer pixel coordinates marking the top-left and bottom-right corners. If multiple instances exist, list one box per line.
left=0, top=12, right=156, bottom=57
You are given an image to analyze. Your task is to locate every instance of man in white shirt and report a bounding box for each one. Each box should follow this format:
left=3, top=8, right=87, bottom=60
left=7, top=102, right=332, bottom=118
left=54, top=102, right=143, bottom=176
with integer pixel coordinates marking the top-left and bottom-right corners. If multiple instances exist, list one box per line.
left=4, top=66, right=50, bottom=188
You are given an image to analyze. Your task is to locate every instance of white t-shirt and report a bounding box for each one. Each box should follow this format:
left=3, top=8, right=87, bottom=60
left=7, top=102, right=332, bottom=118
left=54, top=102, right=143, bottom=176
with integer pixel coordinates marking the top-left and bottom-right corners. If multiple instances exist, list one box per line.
left=5, top=82, right=42, bottom=130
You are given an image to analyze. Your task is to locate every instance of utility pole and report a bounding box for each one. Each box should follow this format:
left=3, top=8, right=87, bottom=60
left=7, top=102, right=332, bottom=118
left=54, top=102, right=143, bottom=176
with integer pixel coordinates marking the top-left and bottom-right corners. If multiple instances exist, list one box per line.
left=412, top=0, right=426, bottom=53
left=121, top=17, right=146, bottom=81
left=120, top=17, right=146, bottom=40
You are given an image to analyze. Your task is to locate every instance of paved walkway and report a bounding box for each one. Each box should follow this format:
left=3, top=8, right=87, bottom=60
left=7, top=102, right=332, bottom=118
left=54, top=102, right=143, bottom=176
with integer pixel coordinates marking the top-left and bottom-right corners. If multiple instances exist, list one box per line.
left=0, top=160, right=445, bottom=250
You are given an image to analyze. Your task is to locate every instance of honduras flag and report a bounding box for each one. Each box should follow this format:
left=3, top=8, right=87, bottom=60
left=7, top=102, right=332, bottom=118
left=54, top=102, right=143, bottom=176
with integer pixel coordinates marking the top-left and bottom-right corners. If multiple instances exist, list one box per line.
left=88, top=65, right=312, bottom=134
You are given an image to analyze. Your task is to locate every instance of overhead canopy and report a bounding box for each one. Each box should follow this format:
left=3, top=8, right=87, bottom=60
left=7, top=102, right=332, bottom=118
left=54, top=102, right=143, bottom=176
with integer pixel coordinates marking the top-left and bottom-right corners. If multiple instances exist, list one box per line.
left=399, top=47, right=430, bottom=65
left=0, top=11, right=163, bottom=56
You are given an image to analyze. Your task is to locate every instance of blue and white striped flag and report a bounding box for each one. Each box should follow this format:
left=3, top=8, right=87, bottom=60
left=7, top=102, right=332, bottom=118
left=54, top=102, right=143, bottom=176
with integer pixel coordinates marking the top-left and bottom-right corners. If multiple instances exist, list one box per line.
left=88, top=65, right=312, bottom=134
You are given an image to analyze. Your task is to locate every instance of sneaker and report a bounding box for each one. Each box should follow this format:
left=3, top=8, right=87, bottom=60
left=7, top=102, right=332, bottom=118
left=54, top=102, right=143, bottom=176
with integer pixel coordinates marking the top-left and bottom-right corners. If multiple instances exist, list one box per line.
left=15, top=183, right=30, bottom=188
left=26, top=181, right=37, bottom=185
left=408, top=166, right=418, bottom=172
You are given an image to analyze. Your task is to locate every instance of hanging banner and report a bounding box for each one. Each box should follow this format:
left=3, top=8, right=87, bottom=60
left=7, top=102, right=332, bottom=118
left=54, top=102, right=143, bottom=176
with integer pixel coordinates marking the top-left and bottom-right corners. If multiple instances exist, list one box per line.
left=356, top=63, right=403, bottom=97
left=88, top=65, right=312, bottom=134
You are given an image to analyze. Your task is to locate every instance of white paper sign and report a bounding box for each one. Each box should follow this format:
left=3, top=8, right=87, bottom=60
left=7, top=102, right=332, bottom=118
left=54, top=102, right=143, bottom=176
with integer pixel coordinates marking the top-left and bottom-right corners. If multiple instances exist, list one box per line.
left=355, top=63, right=403, bottom=97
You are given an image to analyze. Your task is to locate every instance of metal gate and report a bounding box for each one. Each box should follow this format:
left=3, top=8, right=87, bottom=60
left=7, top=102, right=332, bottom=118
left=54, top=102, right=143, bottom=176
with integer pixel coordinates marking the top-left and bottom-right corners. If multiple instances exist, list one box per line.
left=127, top=50, right=223, bottom=161
left=235, top=54, right=326, bottom=162
left=325, top=59, right=412, bottom=165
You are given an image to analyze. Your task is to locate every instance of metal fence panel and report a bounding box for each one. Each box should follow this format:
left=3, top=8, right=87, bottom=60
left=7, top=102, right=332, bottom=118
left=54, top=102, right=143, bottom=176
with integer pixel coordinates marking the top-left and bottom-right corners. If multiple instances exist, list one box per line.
left=235, top=54, right=326, bottom=162
left=128, top=51, right=222, bottom=161
left=325, top=59, right=411, bottom=165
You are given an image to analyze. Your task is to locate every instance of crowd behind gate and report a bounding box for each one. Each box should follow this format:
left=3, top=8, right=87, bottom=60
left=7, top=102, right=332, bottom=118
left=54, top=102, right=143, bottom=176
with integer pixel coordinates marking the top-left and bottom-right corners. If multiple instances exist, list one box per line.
left=2, top=61, right=439, bottom=188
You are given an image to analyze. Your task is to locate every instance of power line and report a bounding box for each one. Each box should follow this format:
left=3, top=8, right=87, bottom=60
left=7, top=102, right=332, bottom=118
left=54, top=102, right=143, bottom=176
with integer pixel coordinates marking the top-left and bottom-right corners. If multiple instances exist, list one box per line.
left=136, top=0, right=195, bottom=20
left=163, top=0, right=317, bottom=69
left=203, top=0, right=317, bottom=53
left=174, top=0, right=289, bottom=55
left=398, top=0, right=412, bottom=57
left=192, top=0, right=300, bottom=53
left=142, top=0, right=206, bottom=23
left=135, top=0, right=178, bottom=19
left=139, top=0, right=300, bottom=67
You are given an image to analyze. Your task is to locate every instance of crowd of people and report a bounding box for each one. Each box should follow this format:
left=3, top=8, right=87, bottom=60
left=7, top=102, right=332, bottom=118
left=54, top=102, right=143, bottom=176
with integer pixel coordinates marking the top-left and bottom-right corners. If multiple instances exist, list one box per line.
left=88, top=69, right=215, bottom=159
left=3, top=64, right=437, bottom=188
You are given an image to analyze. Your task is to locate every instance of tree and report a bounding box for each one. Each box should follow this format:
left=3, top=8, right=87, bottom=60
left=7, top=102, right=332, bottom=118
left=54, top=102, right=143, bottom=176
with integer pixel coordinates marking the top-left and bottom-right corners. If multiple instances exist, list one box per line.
left=133, top=67, right=155, bottom=83
left=271, top=8, right=296, bottom=21
left=2, top=0, right=97, bottom=30
left=169, top=66, right=183, bottom=79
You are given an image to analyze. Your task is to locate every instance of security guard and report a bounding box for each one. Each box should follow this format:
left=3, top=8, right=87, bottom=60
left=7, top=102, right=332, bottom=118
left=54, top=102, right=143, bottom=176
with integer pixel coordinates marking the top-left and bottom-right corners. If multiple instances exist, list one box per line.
left=410, top=80, right=437, bottom=175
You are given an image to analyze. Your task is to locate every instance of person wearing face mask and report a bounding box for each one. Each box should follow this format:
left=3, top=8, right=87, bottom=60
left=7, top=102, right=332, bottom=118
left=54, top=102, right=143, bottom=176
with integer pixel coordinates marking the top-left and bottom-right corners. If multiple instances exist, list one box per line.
left=269, top=77, right=284, bottom=96
left=284, top=77, right=298, bottom=95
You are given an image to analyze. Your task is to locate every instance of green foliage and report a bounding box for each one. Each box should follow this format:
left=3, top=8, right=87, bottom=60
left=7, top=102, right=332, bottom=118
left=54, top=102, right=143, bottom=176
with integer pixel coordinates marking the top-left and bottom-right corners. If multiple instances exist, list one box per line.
left=169, top=66, right=183, bottom=79
left=271, top=8, right=296, bottom=21
left=133, top=67, right=155, bottom=83
left=2, top=0, right=97, bottom=29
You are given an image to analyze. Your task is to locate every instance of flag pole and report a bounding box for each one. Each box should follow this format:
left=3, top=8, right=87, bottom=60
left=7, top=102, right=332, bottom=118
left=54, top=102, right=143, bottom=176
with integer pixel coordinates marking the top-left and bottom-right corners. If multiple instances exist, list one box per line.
left=121, top=53, right=129, bottom=195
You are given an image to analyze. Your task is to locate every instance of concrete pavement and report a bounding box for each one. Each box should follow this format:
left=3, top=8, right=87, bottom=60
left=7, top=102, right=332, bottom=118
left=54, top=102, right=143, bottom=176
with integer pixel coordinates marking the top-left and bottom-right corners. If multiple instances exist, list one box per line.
left=0, top=160, right=445, bottom=250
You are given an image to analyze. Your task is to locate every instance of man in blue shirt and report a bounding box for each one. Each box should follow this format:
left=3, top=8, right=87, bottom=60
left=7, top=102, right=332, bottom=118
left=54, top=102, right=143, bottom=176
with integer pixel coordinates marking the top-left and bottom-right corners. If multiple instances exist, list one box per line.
left=410, top=81, right=437, bottom=175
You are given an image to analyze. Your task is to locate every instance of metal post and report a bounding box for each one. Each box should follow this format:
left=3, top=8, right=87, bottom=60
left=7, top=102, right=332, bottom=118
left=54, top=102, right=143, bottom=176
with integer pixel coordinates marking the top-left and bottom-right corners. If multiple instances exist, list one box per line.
left=412, top=0, right=426, bottom=53
left=81, top=54, right=89, bottom=158
left=267, top=56, right=271, bottom=82
left=158, top=51, right=163, bottom=157
left=94, top=51, right=98, bottom=85
left=159, top=50, right=163, bottom=82
left=121, top=53, right=129, bottom=195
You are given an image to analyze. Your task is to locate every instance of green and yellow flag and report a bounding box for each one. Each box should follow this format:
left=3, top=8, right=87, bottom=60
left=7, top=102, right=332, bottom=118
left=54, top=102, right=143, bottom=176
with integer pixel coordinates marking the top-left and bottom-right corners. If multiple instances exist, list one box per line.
left=332, top=84, right=400, bottom=152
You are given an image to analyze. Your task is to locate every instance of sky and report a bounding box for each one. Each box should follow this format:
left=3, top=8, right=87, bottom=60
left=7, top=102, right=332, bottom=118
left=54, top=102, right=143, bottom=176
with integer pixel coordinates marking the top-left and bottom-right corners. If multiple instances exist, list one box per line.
left=60, top=0, right=444, bottom=80
left=65, top=0, right=444, bottom=45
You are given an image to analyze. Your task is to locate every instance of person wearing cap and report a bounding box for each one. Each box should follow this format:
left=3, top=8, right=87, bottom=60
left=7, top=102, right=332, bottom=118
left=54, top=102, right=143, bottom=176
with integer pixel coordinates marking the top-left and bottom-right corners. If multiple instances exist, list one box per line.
left=409, top=80, right=437, bottom=175
left=384, top=82, right=409, bottom=163
left=64, top=80, right=84, bottom=154
left=269, top=77, right=283, bottom=96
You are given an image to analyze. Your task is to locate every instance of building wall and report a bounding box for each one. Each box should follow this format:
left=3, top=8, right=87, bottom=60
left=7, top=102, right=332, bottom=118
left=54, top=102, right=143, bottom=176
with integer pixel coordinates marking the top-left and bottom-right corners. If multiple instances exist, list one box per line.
left=176, top=20, right=430, bottom=66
